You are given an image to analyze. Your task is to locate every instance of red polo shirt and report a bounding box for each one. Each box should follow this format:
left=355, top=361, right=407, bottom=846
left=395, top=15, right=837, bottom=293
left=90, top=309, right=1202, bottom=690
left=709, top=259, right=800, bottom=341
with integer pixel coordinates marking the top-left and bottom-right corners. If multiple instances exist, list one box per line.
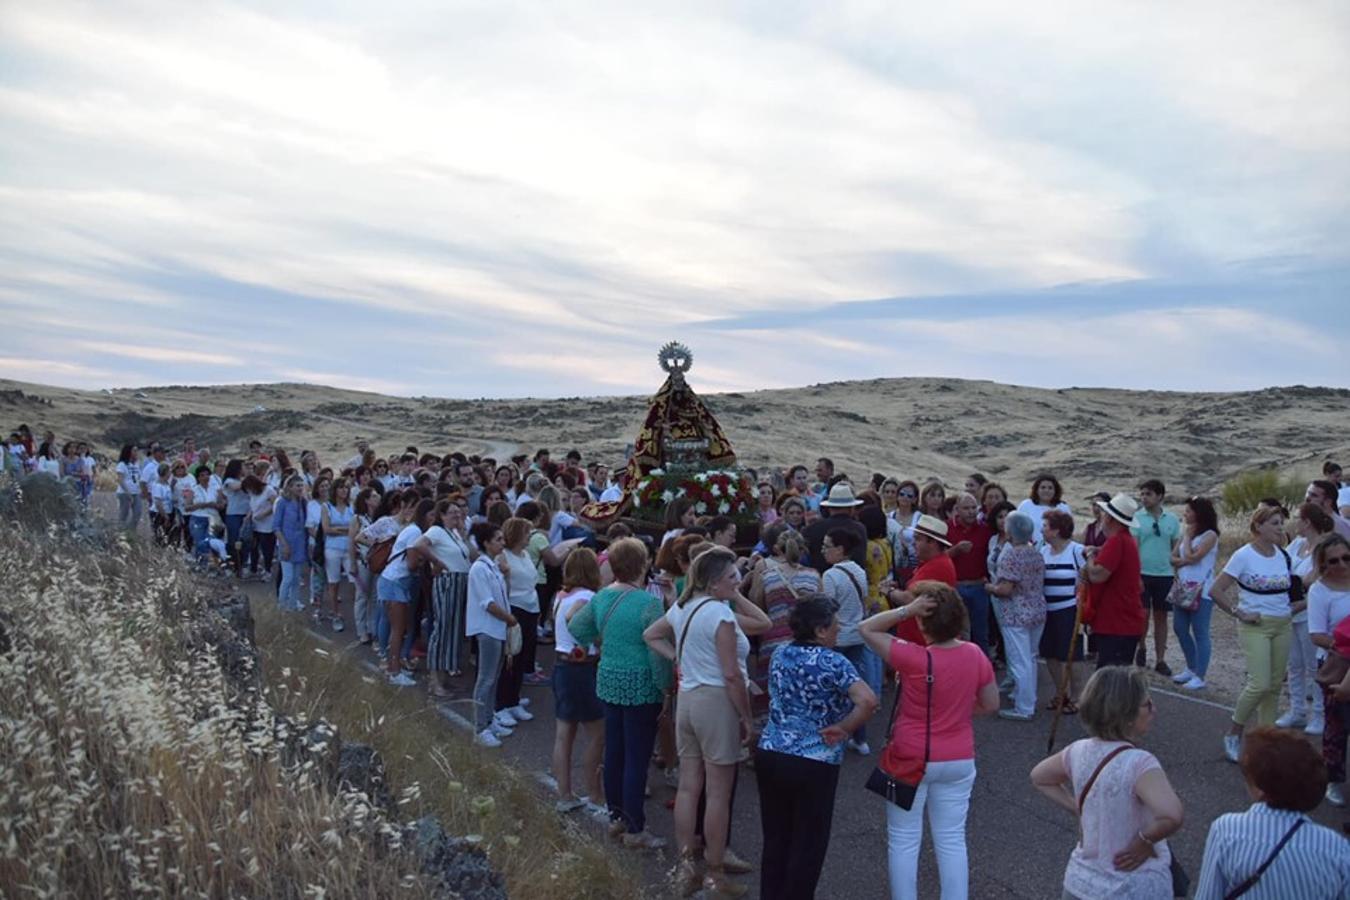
left=946, top=518, right=991, bottom=582
left=899, top=554, right=959, bottom=643
left=1088, top=530, right=1145, bottom=636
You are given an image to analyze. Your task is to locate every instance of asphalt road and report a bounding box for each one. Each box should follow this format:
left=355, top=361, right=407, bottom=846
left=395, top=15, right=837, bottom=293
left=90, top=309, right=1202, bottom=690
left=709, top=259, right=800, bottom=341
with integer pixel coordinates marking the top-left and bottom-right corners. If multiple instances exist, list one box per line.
left=260, top=578, right=1346, bottom=900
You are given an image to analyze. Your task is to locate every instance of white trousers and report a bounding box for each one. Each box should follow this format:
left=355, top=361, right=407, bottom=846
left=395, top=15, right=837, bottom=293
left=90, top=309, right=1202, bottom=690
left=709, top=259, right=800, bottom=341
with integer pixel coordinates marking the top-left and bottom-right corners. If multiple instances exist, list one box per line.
left=886, top=758, right=976, bottom=900
left=1287, top=619, right=1320, bottom=721
left=1002, top=622, right=1045, bottom=716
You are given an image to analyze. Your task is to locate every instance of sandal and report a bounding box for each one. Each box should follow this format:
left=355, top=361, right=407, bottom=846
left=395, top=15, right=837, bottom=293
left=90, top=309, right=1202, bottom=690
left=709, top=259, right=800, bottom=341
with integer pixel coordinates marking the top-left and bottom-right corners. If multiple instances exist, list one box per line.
left=1060, top=700, right=1078, bottom=715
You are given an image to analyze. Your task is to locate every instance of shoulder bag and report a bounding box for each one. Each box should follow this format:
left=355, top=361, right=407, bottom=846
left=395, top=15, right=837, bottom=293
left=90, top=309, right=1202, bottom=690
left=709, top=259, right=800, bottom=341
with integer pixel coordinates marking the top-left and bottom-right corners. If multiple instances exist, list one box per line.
left=1279, top=548, right=1306, bottom=604
left=1079, top=743, right=1190, bottom=899
left=594, top=588, right=636, bottom=656
left=864, top=647, right=932, bottom=810
left=1222, top=819, right=1304, bottom=900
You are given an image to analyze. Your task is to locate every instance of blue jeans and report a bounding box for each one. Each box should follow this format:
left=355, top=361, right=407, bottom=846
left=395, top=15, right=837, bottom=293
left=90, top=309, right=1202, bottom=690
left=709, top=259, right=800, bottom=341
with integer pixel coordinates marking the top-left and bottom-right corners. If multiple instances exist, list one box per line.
left=840, top=644, right=882, bottom=744
left=956, top=583, right=991, bottom=655
left=188, top=515, right=210, bottom=559
left=603, top=701, right=662, bottom=834
left=278, top=560, right=305, bottom=610
left=1172, top=595, right=1214, bottom=678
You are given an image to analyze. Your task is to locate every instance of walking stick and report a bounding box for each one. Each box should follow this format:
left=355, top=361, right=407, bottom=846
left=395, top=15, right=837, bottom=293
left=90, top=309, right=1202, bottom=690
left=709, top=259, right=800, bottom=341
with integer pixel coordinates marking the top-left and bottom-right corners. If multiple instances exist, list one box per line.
left=1046, top=579, right=1087, bottom=755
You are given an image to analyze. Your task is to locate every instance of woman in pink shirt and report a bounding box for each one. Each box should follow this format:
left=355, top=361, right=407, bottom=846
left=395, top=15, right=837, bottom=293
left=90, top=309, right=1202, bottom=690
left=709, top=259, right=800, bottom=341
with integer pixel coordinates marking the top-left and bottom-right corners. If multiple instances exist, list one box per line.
left=860, top=581, right=1001, bottom=900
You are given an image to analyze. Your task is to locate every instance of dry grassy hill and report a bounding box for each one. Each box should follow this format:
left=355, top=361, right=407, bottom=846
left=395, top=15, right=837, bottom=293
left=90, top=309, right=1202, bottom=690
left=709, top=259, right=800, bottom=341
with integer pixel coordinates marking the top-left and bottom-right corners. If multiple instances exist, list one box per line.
left=3, top=377, right=1348, bottom=508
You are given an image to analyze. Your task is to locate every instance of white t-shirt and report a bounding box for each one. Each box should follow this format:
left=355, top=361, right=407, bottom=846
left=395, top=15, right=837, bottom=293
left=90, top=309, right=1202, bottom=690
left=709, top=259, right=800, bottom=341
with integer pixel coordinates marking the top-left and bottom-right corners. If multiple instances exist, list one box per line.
left=599, top=484, right=623, bottom=503
left=666, top=596, right=749, bottom=691
left=549, top=510, right=577, bottom=546
left=380, top=524, right=424, bottom=582
left=554, top=588, right=597, bottom=657
left=249, top=486, right=278, bottom=533
left=189, top=483, right=220, bottom=520
left=1339, top=484, right=1350, bottom=512
left=82, top=455, right=95, bottom=480
left=223, top=478, right=251, bottom=515
left=1307, top=581, right=1350, bottom=659
left=306, top=499, right=323, bottom=533
left=1221, top=544, right=1293, bottom=618
left=171, top=476, right=194, bottom=514
left=150, top=482, right=173, bottom=515
left=1016, top=499, right=1073, bottom=544
left=36, top=457, right=60, bottom=477
left=140, top=459, right=160, bottom=490
left=115, top=461, right=139, bottom=495
left=424, top=525, right=471, bottom=574
left=502, top=548, right=540, bottom=612
left=466, top=556, right=509, bottom=640
left=1176, top=530, right=1219, bottom=594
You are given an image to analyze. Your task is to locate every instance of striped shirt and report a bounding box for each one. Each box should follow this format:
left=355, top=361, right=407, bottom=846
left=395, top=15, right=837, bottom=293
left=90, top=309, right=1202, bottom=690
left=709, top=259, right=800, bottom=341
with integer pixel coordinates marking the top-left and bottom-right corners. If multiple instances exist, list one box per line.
left=1194, top=803, right=1350, bottom=900
left=1041, top=541, right=1085, bottom=613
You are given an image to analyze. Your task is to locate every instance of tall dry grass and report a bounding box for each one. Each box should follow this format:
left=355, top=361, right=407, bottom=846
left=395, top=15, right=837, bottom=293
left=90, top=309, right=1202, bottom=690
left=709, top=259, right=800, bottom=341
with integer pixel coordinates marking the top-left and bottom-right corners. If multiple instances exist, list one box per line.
left=0, top=525, right=444, bottom=898
left=250, top=598, right=645, bottom=899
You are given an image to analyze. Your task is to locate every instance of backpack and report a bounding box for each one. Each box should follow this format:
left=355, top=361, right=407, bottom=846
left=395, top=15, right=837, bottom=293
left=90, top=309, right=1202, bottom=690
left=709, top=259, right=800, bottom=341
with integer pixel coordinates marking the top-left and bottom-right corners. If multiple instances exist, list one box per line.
left=368, top=538, right=400, bottom=575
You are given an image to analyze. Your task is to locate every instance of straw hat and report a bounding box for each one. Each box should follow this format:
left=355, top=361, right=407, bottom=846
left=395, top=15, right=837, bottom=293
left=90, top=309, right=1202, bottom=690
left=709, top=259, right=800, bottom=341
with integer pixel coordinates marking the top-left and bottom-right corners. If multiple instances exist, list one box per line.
left=912, top=514, right=953, bottom=547
left=819, top=483, right=864, bottom=508
left=1096, top=493, right=1140, bottom=527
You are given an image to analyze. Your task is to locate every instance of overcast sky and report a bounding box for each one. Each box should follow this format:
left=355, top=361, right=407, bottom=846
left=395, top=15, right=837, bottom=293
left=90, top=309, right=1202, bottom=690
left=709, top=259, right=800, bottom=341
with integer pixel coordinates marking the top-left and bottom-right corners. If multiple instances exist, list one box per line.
left=2, top=1, right=1347, bottom=397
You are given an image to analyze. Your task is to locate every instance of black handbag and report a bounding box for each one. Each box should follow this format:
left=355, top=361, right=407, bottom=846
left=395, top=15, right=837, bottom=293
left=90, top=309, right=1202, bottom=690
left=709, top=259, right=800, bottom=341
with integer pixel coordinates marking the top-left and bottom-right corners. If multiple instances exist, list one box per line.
left=864, top=648, right=931, bottom=811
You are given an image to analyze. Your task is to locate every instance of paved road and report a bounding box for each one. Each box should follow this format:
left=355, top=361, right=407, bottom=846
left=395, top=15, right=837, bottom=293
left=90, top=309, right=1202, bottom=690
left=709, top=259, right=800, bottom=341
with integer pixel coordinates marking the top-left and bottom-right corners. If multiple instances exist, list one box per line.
left=250, top=576, right=1345, bottom=899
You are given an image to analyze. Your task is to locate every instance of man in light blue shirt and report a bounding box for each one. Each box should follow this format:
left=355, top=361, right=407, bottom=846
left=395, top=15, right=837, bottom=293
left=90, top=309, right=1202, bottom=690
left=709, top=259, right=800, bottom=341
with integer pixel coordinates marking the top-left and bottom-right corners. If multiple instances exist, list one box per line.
left=1131, top=478, right=1181, bottom=675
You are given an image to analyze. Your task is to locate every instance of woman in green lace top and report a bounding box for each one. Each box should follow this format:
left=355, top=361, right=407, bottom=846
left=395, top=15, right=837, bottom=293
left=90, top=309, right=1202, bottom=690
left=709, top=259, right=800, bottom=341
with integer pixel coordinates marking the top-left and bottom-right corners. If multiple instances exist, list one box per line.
left=569, top=537, right=673, bottom=850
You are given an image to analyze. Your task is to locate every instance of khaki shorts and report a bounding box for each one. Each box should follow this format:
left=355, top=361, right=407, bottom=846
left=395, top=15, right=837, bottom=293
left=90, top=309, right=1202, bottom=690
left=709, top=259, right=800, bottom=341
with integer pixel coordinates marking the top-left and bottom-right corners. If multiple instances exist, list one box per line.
left=676, top=685, right=745, bottom=765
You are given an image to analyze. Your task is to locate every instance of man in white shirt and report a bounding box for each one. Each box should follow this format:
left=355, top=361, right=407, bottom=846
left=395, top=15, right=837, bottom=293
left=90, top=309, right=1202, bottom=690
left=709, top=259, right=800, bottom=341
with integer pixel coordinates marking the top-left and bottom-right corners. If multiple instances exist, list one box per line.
left=1307, top=480, right=1350, bottom=540
left=345, top=439, right=369, bottom=471
left=599, top=471, right=625, bottom=503
left=140, top=444, right=165, bottom=507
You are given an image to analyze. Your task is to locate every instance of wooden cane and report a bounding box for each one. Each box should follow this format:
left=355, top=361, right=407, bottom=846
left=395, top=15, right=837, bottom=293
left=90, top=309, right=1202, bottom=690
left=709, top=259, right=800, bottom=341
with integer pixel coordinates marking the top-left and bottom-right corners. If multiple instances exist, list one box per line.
left=1046, top=580, right=1087, bottom=755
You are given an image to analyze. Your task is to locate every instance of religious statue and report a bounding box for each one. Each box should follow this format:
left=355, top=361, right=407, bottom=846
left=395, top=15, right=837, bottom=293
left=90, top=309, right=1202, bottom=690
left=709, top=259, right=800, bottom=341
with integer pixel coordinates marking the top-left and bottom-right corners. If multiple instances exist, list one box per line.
left=580, top=341, right=737, bottom=524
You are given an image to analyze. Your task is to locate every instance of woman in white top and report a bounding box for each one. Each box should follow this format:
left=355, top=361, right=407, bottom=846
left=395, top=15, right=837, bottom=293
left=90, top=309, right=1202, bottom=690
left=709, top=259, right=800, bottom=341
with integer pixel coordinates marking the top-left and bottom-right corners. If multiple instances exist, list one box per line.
left=1278, top=503, right=1335, bottom=734
left=376, top=495, right=428, bottom=686
left=644, top=547, right=770, bottom=897
left=221, top=459, right=251, bottom=575
left=114, top=444, right=141, bottom=531
left=1169, top=497, right=1221, bottom=691
left=347, top=487, right=382, bottom=646
left=305, top=479, right=330, bottom=610
left=1213, top=506, right=1295, bottom=762
left=243, top=474, right=278, bottom=580
left=425, top=498, right=474, bottom=694
left=319, top=477, right=354, bottom=632
left=1308, top=535, right=1350, bottom=806
left=466, top=522, right=516, bottom=746
left=1016, top=474, right=1073, bottom=545
left=552, top=548, right=606, bottom=813
left=1031, top=666, right=1184, bottom=900
left=494, top=516, right=543, bottom=729
left=35, top=444, right=60, bottom=478
left=184, top=465, right=222, bottom=560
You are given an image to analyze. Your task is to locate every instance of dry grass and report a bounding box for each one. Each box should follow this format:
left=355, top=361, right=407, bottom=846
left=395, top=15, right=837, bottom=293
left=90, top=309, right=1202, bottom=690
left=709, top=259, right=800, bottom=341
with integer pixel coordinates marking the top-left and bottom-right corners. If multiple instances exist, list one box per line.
left=0, top=525, right=442, bottom=898
left=250, top=597, right=645, bottom=899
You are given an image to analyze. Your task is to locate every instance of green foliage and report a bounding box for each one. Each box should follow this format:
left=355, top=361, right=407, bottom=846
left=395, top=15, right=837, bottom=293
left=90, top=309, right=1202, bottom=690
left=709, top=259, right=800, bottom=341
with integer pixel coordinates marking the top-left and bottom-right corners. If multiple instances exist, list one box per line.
left=1220, top=468, right=1307, bottom=516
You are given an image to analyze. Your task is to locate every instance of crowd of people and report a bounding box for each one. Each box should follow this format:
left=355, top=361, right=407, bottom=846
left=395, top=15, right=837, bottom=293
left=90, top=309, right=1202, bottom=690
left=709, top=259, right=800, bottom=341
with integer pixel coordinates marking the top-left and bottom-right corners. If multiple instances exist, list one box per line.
left=10, top=427, right=1350, bottom=899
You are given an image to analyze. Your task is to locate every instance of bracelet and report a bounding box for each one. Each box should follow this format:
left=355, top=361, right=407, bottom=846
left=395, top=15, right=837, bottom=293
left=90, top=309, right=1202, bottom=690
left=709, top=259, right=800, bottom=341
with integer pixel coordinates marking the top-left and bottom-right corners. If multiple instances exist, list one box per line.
left=1137, top=829, right=1156, bottom=846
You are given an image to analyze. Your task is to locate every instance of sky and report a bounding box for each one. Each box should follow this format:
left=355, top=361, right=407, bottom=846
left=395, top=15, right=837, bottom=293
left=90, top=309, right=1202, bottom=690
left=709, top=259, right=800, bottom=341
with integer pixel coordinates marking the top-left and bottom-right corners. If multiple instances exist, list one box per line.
left=1, top=1, right=1347, bottom=397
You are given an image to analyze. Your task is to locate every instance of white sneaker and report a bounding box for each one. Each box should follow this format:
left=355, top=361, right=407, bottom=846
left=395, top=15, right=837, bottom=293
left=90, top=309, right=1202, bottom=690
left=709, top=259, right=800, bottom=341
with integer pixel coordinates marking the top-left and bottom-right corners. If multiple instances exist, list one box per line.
left=518, top=697, right=532, bottom=707
left=387, top=671, right=416, bottom=687
left=509, top=704, right=534, bottom=721
left=1223, top=734, right=1241, bottom=763
left=1182, top=676, right=1207, bottom=690
left=847, top=739, right=871, bottom=756
left=1275, top=711, right=1307, bottom=729
left=1306, top=716, right=1325, bottom=736
left=475, top=729, right=502, bottom=748
left=1327, top=783, right=1346, bottom=807
left=1170, top=669, right=1195, bottom=684
left=494, top=709, right=519, bottom=728
left=555, top=796, right=586, bottom=813
left=489, top=720, right=514, bottom=738
left=331, top=616, right=345, bottom=633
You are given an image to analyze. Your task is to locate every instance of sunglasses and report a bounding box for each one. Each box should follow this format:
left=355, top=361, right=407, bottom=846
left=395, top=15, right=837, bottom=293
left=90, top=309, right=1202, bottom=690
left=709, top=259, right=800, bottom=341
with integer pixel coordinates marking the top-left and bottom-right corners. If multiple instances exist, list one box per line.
left=1152, top=521, right=1161, bottom=536
left=899, top=491, right=917, bottom=499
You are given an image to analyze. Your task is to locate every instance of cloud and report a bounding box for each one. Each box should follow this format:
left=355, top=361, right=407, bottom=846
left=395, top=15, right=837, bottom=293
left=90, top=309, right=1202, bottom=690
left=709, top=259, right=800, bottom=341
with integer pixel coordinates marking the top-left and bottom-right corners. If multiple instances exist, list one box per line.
left=0, top=1, right=1346, bottom=396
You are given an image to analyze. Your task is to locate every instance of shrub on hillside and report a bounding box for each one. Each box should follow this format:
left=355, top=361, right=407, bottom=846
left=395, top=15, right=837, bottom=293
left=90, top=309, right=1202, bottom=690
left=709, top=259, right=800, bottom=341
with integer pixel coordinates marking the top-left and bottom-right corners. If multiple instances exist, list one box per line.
left=1220, top=468, right=1306, bottom=516
left=0, top=472, right=85, bottom=531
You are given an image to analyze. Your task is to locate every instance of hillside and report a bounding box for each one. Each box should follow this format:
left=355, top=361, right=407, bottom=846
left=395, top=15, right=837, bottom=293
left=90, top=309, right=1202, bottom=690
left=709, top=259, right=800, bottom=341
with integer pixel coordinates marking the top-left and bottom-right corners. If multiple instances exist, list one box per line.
left=3, top=376, right=1348, bottom=504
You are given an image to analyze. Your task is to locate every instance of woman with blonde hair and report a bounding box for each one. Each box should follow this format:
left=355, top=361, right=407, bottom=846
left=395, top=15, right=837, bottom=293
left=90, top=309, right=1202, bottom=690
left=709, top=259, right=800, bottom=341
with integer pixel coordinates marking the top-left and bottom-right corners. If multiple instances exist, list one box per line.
left=749, top=528, right=821, bottom=716
left=1213, top=505, right=1296, bottom=762
left=860, top=581, right=1000, bottom=900
left=645, top=547, right=771, bottom=896
left=552, top=547, right=606, bottom=813
left=1030, top=666, right=1184, bottom=900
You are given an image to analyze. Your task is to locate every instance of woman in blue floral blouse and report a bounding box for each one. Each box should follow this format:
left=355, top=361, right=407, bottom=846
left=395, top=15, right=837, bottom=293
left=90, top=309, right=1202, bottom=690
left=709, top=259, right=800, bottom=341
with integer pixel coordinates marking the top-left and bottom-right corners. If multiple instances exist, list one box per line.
left=755, top=594, right=879, bottom=899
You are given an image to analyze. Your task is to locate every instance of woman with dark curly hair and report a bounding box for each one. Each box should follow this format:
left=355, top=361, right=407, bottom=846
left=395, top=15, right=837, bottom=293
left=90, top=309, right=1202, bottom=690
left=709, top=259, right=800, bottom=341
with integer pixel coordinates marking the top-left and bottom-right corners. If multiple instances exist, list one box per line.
left=1016, top=473, right=1071, bottom=544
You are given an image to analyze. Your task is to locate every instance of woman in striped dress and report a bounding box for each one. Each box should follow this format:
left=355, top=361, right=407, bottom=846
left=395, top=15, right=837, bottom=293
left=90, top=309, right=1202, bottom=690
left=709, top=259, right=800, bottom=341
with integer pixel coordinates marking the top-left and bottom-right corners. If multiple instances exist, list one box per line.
left=1040, top=509, right=1087, bottom=713
left=425, top=498, right=474, bottom=694
left=750, top=529, right=820, bottom=718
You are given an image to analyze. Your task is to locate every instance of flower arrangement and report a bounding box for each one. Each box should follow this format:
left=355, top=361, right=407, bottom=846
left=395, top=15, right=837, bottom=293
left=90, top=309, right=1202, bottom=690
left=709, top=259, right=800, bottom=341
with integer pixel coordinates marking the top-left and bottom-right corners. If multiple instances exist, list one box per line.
left=630, top=467, right=756, bottom=523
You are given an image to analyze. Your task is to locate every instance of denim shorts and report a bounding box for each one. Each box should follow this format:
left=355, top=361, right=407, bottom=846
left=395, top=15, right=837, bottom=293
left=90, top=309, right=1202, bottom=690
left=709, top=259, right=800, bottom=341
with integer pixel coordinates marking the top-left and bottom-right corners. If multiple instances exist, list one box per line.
left=552, top=658, right=604, bottom=722
left=377, top=574, right=413, bottom=603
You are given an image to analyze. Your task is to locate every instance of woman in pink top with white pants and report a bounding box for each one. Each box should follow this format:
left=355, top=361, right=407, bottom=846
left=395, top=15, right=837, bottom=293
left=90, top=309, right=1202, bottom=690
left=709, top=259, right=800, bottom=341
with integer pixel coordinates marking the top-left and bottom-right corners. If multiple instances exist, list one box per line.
left=861, top=580, right=1001, bottom=900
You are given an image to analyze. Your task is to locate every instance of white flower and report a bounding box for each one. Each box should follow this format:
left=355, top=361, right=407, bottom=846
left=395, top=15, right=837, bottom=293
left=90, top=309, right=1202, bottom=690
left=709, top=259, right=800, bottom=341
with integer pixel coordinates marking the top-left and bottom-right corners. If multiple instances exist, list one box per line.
left=709, top=483, right=721, bottom=497
left=694, top=473, right=708, bottom=482
left=661, top=490, right=675, bottom=503
left=650, top=468, right=665, bottom=476
left=695, top=502, right=707, bottom=514
left=718, top=501, right=731, bottom=514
